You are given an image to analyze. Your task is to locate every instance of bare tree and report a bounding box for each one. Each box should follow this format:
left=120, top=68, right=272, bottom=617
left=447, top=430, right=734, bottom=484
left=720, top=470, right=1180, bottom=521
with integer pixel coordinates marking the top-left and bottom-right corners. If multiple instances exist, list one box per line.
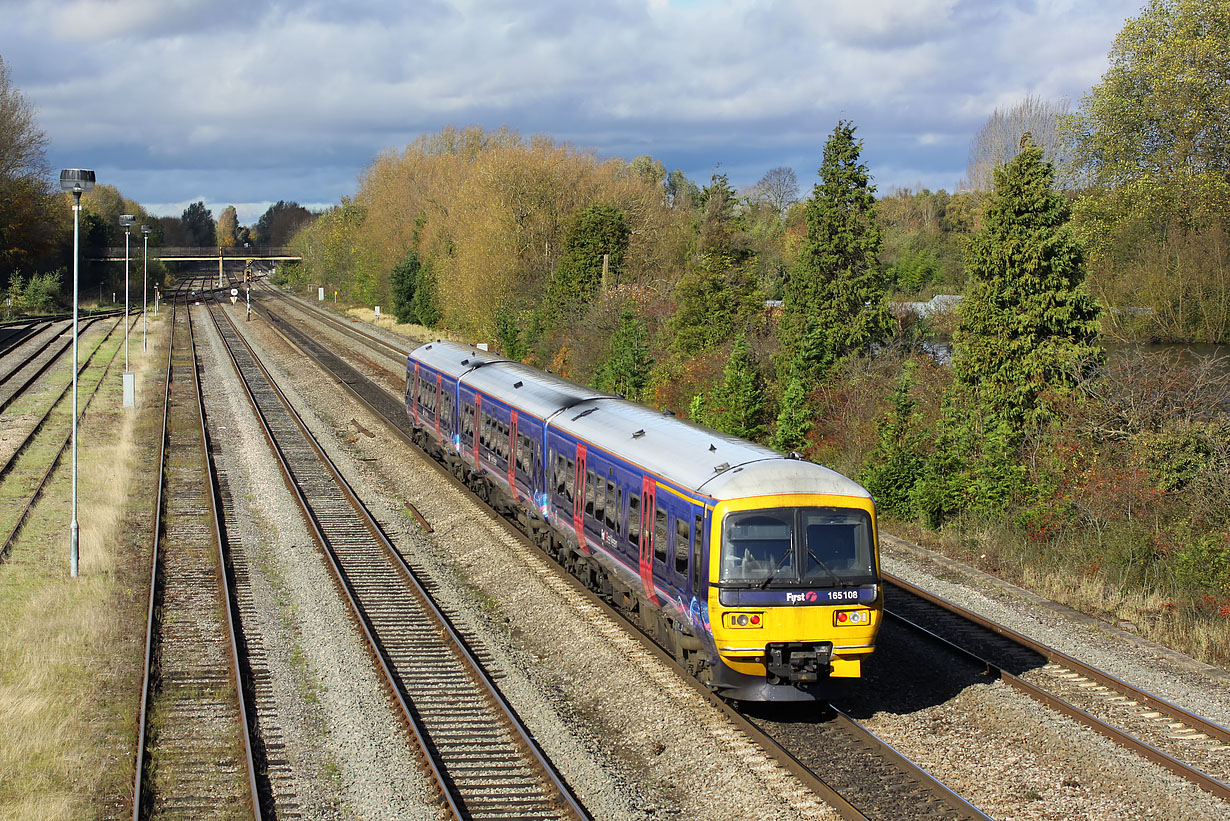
left=747, top=166, right=799, bottom=216
left=961, top=94, right=1072, bottom=191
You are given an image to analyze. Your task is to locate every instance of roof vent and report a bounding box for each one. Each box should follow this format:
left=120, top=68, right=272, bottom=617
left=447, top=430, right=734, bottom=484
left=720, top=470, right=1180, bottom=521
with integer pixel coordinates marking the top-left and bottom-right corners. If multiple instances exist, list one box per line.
left=632, top=429, right=645, bottom=439
left=713, top=462, right=730, bottom=473
left=461, top=358, right=469, bottom=366
left=663, top=409, right=676, bottom=416
left=514, top=380, right=523, bottom=389
left=708, top=444, right=717, bottom=452
left=425, top=344, right=433, bottom=350
left=787, top=450, right=805, bottom=460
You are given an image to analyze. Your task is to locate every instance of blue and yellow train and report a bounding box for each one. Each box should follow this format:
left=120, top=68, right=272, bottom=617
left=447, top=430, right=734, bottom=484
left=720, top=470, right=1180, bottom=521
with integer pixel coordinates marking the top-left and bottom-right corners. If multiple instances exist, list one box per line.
left=406, top=340, right=882, bottom=701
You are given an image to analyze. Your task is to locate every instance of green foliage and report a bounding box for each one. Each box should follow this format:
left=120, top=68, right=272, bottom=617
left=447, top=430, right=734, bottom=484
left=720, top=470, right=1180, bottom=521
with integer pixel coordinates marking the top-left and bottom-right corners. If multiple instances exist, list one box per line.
left=707, top=335, right=767, bottom=441
left=1069, top=0, right=1230, bottom=342
left=543, top=204, right=630, bottom=325
left=861, top=363, right=924, bottom=517
left=1147, top=424, right=1220, bottom=492
left=2, top=270, right=62, bottom=318
left=409, top=255, right=441, bottom=327
left=494, top=304, right=528, bottom=361
left=888, top=248, right=940, bottom=294
left=952, top=141, right=1102, bottom=435
left=688, top=392, right=709, bottom=426
left=389, top=249, right=421, bottom=324
left=782, top=120, right=893, bottom=381
left=769, top=375, right=813, bottom=454
left=181, top=201, right=215, bottom=246
left=668, top=250, right=762, bottom=354
left=594, top=305, right=653, bottom=401
left=1172, top=534, right=1230, bottom=595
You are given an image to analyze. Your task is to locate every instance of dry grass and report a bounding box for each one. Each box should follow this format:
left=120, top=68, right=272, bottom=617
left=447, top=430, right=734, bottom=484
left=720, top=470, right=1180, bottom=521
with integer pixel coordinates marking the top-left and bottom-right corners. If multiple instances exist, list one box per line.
left=344, top=306, right=465, bottom=346
left=0, top=316, right=165, bottom=818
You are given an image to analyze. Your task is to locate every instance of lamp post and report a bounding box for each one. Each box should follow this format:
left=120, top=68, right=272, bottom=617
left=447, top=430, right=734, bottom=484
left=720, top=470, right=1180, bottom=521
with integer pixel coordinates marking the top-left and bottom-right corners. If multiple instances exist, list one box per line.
left=60, top=168, right=95, bottom=578
left=141, top=225, right=150, bottom=351
left=119, top=215, right=135, bottom=407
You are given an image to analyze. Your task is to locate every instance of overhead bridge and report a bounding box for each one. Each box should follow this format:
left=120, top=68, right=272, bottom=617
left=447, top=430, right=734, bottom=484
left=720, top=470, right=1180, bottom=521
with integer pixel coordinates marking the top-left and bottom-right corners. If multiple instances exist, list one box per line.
left=95, top=246, right=302, bottom=262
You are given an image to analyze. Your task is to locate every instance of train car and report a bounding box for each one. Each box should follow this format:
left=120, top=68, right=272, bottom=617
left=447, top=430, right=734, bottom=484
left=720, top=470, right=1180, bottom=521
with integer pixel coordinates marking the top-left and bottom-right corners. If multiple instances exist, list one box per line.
left=406, top=340, right=883, bottom=702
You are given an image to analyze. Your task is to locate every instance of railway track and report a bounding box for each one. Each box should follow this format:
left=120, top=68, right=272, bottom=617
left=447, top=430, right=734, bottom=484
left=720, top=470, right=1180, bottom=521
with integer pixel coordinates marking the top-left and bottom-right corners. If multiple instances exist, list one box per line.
left=206, top=296, right=589, bottom=821
left=0, top=316, right=127, bottom=562
left=242, top=291, right=994, bottom=820
left=0, top=314, right=126, bottom=413
left=132, top=302, right=259, bottom=818
left=881, top=574, right=1230, bottom=802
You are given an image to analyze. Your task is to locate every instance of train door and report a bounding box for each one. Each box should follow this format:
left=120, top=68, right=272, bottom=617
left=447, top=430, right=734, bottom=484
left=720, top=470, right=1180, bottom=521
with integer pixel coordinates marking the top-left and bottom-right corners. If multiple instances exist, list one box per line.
left=411, top=363, right=419, bottom=425
left=508, top=410, right=518, bottom=501
left=473, top=393, right=482, bottom=466
left=434, top=373, right=442, bottom=439
left=639, top=475, right=660, bottom=605
left=572, top=443, right=587, bottom=552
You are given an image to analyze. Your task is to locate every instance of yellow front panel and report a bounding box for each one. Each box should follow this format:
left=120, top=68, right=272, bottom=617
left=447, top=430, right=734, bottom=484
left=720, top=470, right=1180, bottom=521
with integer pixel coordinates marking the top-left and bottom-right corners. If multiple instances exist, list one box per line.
left=708, top=493, right=883, bottom=679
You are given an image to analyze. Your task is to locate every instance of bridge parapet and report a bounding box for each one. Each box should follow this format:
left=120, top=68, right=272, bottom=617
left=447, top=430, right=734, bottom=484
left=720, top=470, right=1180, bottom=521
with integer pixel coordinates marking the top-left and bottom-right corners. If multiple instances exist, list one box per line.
left=99, top=246, right=301, bottom=260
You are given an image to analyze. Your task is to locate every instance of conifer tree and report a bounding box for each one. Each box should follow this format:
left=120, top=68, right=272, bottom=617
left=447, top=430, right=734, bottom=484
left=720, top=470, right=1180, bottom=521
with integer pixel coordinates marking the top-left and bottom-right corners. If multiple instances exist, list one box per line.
left=769, top=374, right=812, bottom=453
left=782, top=120, right=892, bottom=381
left=543, top=204, right=630, bottom=325
left=595, top=304, right=653, bottom=401
left=389, top=249, right=420, bottom=324
left=709, top=335, right=767, bottom=441
left=914, top=140, right=1102, bottom=524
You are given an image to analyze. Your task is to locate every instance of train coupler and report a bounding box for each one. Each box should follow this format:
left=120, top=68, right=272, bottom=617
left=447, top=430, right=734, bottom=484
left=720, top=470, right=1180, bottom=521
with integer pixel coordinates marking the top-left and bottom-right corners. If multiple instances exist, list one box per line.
left=765, top=642, right=833, bottom=684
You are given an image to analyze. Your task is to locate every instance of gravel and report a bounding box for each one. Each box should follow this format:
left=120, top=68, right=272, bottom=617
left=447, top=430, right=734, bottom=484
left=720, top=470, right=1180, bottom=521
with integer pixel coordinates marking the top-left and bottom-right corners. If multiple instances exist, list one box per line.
left=195, top=305, right=440, bottom=820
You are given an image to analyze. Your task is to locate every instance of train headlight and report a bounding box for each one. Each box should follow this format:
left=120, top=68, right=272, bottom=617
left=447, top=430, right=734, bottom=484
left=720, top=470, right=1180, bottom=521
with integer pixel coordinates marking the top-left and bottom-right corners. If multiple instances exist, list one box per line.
left=834, top=609, right=870, bottom=626
left=723, top=612, right=764, bottom=629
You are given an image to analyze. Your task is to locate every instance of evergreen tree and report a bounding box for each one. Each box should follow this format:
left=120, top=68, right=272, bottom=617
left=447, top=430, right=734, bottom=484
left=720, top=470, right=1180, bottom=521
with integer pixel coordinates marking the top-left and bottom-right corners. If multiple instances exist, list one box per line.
left=769, top=374, right=813, bottom=453
left=952, top=139, right=1102, bottom=434
left=709, top=335, right=767, bottom=441
left=543, top=204, right=630, bottom=324
left=781, top=120, right=892, bottom=381
left=594, top=304, right=653, bottom=401
left=181, top=201, right=215, bottom=247
left=861, top=362, right=925, bottom=517
left=409, top=256, right=440, bottom=327
left=914, top=140, right=1102, bottom=524
left=668, top=249, right=761, bottom=354
left=389, top=249, right=420, bottom=324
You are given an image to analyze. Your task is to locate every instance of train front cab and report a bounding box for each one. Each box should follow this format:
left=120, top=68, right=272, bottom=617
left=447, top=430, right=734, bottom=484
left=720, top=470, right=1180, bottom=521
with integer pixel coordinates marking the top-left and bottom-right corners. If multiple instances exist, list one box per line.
left=705, top=493, right=882, bottom=702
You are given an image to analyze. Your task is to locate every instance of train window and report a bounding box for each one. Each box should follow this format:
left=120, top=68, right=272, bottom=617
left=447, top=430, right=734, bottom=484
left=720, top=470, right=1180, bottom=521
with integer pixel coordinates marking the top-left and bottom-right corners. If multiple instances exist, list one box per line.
left=675, top=518, right=690, bottom=575
left=585, top=470, right=596, bottom=517
left=593, top=474, right=605, bottom=523
left=605, top=479, right=616, bottom=530
left=692, top=513, right=704, bottom=590
left=628, top=494, right=640, bottom=546
left=555, top=454, right=567, bottom=496
left=654, top=507, right=668, bottom=564
left=616, top=486, right=623, bottom=535
left=565, top=458, right=576, bottom=503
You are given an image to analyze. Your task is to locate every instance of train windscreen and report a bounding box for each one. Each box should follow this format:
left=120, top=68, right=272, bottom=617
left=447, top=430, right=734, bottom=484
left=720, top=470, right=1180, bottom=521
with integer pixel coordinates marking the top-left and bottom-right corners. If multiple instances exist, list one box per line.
left=720, top=507, right=875, bottom=587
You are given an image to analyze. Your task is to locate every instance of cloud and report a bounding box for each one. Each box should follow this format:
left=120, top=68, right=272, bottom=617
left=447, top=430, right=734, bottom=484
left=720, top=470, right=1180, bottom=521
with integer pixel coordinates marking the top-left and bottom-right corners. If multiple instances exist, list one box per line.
left=2, top=0, right=1145, bottom=216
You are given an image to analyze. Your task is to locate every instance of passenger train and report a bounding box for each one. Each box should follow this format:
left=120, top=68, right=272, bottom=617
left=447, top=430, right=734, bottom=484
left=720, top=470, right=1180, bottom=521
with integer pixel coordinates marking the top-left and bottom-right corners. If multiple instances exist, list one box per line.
left=406, top=340, right=882, bottom=701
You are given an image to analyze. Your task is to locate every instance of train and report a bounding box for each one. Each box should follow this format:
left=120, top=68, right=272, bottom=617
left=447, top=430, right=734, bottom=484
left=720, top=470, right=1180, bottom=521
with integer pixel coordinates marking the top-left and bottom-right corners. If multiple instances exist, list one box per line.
left=405, top=340, right=883, bottom=701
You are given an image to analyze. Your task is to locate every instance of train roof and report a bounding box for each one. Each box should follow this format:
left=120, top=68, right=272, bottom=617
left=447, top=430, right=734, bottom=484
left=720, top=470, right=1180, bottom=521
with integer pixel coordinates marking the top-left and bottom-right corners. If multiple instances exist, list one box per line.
left=553, top=397, right=870, bottom=503
left=408, top=341, right=870, bottom=504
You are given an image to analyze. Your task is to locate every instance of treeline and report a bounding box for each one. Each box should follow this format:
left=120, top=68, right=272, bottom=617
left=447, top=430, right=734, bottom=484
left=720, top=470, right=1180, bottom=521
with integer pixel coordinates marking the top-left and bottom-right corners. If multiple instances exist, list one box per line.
left=283, top=0, right=1230, bottom=663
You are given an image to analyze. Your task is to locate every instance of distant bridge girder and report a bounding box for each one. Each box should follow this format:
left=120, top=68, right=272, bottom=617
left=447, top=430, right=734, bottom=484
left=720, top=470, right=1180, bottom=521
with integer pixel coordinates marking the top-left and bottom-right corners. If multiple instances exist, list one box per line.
left=93, top=246, right=301, bottom=262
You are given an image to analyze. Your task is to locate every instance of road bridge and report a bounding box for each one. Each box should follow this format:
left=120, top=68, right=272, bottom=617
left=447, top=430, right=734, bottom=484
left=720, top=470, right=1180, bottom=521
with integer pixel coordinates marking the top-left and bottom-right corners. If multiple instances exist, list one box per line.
left=96, top=246, right=301, bottom=262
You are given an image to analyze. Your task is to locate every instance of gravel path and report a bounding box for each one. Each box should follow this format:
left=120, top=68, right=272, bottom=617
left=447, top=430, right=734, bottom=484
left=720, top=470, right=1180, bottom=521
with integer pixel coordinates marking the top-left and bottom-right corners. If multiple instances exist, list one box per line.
left=195, top=305, right=440, bottom=820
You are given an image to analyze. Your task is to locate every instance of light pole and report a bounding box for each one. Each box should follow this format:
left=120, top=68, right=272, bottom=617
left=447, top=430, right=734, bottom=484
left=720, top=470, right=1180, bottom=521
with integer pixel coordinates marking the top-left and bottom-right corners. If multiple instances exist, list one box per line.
left=61, top=168, right=95, bottom=578
left=119, top=215, right=135, bottom=408
left=141, top=225, right=150, bottom=351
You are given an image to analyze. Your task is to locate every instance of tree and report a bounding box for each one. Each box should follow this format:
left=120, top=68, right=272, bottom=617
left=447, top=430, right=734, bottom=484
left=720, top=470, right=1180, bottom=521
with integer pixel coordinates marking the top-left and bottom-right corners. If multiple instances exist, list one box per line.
left=962, top=95, right=1072, bottom=192
left=708, top=335, right=767, bottom=441
left=0, top=55, right=61, bottom=286
left=665, top=169, right=700, bottom=208
left=861, top=362, right=925, bottom=517
left=255, top=200, right=314, bottom=245
left=668, top=250, right=761, bottom=354
left=915, top=141, right=1102, bottom=523
left=181, top=201, right=215, bottom=246
left=594, top=304, right=653, bottom=401
left=543, top=204, right=630, bottom=324
left=389, top=248, right=420, bottom=324
left=769, top=374, right=813, bottom=453
left=781, top=121, right=892, bottom=381
left=1068, top=0, right=1230, bottom=342
left=748, top=166, right=799, bottom=217
left=216, top=205, right=238, bottom=248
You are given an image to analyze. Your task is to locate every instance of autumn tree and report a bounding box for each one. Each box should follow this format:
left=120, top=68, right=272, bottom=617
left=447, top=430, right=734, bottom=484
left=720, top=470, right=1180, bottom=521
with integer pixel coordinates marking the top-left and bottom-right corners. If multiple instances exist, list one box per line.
left=0, top=55, right=62, bottom=286
left=1067, top=0, right=1230, bottom=342
left=781, top=120, right=892, bottom=382
left=216, top=205, right=238, bottom=248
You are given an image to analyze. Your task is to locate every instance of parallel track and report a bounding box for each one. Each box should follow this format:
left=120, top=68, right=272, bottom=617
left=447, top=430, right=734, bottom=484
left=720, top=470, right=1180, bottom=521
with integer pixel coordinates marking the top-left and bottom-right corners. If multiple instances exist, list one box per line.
left=246, top=291, right=990, bottom=821
left=132, top=302, right=260, bottom=818
left=883, top=575, right=1230, bottom=802
left=207, top=296, right=588, bottom=821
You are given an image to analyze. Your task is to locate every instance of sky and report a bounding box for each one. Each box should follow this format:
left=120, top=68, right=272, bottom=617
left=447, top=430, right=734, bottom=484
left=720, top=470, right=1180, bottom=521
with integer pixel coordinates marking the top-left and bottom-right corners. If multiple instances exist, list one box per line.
left=1, top=0, right=1144, bottom=226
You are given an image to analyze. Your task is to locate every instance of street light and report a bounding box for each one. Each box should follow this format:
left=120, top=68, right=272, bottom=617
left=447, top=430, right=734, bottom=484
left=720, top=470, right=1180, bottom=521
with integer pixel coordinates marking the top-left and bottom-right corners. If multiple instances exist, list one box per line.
left=141, top=225, right=151, bottom=351
left=119, top=214, right=135, bottom=408
left=60, top=168, right=95, bottom=578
